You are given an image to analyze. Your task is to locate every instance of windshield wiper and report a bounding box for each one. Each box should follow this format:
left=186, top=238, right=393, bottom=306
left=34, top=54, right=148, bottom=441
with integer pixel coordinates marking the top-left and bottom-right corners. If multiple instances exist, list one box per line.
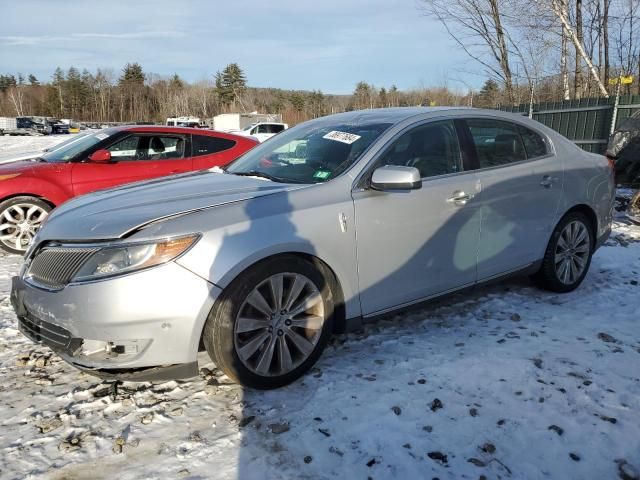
left=230, top=170, right=292, bottom=183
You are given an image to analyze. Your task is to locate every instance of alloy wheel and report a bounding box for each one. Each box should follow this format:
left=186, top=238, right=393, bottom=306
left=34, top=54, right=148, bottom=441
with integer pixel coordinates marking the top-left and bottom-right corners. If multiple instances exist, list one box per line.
left=234, top=272, right=325, bottom=377
left=0, top=203, right=48, bottom=252
left=554, top=220, right=590, bottom=285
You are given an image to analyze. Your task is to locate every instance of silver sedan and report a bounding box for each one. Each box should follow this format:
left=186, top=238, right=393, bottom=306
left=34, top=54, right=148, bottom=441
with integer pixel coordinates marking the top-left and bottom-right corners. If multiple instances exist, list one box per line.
left=11, top=108, right=615, bottom=389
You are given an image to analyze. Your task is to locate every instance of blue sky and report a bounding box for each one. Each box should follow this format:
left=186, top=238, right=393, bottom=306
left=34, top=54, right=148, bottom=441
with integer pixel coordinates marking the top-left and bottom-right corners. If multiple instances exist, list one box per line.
left=0, top=0, right=477, bottom=94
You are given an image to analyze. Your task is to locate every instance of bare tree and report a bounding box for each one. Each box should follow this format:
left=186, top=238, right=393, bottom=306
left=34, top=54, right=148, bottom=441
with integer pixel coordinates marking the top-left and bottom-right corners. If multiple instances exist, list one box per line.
left=560, top=0, right=571, bottom=99
left=574, top=0, right=584, bottom=97
left=7, top=86, right=25, bottom=116
left=421, top=0, right=517, bottom=102
left=534, top=0, right=609, bottom=96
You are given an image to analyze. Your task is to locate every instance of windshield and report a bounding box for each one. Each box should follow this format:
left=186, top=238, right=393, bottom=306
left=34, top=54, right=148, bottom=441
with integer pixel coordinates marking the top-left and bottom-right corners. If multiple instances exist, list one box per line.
left=243, top=123, right=257, bottom=131
left=226, top=121, right=391, bottom=183
left=44, top=132, right=90, bottom=152
left=41, top=131, right=110, bottom=163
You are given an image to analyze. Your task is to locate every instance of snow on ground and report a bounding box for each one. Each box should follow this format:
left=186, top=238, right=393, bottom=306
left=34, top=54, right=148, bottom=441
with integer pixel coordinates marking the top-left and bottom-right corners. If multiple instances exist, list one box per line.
left=0, top=221, right=638, bottom=480
left=0, top=136, right=639, bottom=480
left=0, top=135, right=69, bottom=155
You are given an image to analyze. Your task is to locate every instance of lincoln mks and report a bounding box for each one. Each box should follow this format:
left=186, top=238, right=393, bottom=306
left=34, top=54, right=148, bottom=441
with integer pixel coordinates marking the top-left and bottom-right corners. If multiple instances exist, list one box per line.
left=11, top=108, right=614, bottom=389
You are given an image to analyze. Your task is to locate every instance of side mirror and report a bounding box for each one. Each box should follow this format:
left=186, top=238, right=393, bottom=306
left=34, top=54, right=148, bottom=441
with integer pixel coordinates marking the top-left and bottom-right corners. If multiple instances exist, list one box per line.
left=370, top=165, right=421, bottom=191
left=88, top=149, right=112, bottom=163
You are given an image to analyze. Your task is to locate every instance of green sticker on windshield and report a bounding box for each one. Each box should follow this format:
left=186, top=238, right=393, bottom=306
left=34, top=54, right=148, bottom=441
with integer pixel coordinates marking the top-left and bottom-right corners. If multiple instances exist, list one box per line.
left=313, top=170, right=331, bottom=180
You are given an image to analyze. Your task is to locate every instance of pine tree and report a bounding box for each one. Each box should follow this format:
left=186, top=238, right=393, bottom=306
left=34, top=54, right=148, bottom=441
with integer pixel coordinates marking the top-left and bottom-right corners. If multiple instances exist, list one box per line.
left=378, top=87, right=388, bottom=107
left=28, top=74, right=39, bottom=86
left=477, top=79, right=500, bottom=108
left=215, top=63, right=247, bottom=108
left=119, top=63, right=145, bottom=86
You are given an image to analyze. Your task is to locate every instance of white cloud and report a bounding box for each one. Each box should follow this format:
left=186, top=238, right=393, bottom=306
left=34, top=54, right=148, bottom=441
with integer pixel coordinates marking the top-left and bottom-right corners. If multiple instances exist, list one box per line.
left=0, top=31, right=185, bottom=46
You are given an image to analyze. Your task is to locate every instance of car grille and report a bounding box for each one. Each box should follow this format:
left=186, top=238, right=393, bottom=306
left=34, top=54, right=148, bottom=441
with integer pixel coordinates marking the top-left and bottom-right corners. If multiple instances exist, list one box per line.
left=18, top=312, right=82, bottom=356
left=26, top=246, right=99, bottom=289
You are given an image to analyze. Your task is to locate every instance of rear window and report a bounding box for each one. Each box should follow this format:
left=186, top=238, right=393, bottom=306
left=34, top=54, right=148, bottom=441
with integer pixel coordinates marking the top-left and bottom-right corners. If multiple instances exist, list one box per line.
left=517, top=125, right=548, bottom=159
left=193, top=135, right=236, bottom=156
left=466, top=118, right=527, bottom=168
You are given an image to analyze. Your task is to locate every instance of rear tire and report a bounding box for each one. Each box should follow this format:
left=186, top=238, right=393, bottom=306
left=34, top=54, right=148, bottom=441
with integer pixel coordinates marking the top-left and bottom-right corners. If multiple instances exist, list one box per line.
left=203, top=255, right=334, bottom=389
left=532, top=211, right=594, bottom=293
left=0, top=196, right=51, bottom=255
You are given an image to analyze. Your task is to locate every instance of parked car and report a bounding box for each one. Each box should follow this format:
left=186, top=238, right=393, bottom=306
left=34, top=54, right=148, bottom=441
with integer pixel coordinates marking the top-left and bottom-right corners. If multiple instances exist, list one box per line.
left=231, top=122, right=288, bottom=142
left=606, top=110, right=640, bottom=222
left=11, top=108, right=614, bottom=389
left=166, top=116, right=202, bottom=128
left=17, top=117, right=47, bottom=135
left=0, top=125, right=257, bottom=253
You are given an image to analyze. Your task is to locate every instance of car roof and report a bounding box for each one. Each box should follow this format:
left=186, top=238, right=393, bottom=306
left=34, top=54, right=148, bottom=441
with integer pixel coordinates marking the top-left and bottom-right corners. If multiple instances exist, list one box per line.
left=315, top=106, right=537, bottom=126
left=101, top=125, right=257, bottom=142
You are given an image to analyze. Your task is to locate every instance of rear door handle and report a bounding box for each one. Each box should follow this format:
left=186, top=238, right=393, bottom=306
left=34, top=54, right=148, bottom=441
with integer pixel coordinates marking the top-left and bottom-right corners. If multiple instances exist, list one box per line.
left=447, top=190, right=473, bottom=206
left=540, top=175, right=557, bottom=188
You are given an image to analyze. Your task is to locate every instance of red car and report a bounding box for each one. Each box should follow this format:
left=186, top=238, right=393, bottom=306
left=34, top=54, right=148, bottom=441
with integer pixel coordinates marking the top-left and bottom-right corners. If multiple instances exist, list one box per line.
left=0, top=126, right=258, bottom=254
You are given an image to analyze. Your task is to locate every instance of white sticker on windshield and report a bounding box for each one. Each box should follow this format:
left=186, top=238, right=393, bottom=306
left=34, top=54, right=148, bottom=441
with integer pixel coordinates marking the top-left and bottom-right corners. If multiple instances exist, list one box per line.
left=95, top=133, right=109, bottom=140
left=323, top=131, right=361, bottom=144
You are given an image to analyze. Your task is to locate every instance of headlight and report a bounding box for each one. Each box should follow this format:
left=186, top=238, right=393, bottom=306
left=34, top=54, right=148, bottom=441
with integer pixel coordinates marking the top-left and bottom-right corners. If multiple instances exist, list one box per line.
left=0, top=173, right=21, bottom=181
left=71, top=234, right=199, bottom=282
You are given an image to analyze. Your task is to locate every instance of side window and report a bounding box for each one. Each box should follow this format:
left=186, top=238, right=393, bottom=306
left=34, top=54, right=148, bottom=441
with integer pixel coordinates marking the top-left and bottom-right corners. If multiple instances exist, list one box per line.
left=466, top=119, right=527, bottom=168
left=192, top=135, right=236, bottom=156
left=256, top=124, right=269, bottom=134
left=266, top=124, right=284, bottom=134
left=377, top=120, right=461, bottom=178
left=144, top=136, right=185, bottom=160
left=107, top=135, right=140, bottom=161
left=108, top=136, right=186, bottom=161
left=517, top=125, right=548, bottom=159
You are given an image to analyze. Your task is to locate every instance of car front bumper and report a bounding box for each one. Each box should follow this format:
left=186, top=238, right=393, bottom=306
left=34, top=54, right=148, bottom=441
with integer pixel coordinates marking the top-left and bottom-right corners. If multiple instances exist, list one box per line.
left=11, top=262, right=221, bottom=381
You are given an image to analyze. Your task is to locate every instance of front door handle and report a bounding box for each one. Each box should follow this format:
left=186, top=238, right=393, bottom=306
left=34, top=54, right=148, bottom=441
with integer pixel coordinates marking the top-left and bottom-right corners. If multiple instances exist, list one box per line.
left=447, top=190, right=473, bottom=206
left=540, top=175, right=557, bottom=188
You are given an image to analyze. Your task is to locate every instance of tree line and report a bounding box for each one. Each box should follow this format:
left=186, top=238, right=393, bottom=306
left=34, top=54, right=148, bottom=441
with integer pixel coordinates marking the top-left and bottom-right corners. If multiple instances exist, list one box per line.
left=0, top=63, right=483, bottom=125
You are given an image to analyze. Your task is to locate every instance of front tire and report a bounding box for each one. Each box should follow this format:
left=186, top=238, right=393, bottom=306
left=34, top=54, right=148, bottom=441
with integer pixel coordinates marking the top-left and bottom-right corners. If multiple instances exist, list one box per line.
left=0, top=196, right=51, bottom=255
left=533, top=211, right=594, bottom=293
left=203, top=255, right=334, bottom=389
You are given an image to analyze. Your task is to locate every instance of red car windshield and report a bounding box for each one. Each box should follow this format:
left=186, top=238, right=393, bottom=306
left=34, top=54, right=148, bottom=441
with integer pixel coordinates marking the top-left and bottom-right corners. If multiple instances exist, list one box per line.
left=40, top=131, right=113, bottom=163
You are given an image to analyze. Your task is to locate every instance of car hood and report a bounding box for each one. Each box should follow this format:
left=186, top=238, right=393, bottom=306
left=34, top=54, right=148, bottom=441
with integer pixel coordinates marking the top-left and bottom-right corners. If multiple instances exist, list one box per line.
left=0, top=151, right=44, bottom=165
left=40, top=170, right=308, bottom=241
left=0, top=158, right=48, bottom=171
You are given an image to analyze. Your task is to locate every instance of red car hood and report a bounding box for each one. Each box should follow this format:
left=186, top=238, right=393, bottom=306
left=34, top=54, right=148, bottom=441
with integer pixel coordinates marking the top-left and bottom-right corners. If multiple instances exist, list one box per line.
left=0, top=159, right=48, bottom=175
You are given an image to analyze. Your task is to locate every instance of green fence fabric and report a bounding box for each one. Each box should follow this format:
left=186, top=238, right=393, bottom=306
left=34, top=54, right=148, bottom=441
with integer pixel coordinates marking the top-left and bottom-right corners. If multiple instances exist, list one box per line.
left=500, top=95, right=640, bottom=153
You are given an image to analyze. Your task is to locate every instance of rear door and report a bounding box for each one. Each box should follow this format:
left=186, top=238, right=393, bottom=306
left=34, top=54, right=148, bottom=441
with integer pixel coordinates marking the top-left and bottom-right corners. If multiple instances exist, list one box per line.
left=192, top=134, right=241, bottom=169
left=461, top=117, right=563, bottom=279
left=71, top=133, right=192, bottom=196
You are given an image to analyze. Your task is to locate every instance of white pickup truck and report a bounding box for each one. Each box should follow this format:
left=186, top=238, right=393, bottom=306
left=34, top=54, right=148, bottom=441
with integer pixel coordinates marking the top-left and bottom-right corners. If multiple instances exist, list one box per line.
left=229, top=122, right=288, bottom=143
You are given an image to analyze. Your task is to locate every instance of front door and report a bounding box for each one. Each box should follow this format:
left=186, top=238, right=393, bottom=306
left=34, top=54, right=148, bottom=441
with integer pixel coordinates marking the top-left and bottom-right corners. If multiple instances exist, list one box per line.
left=352, top=120, right=481, bottom=316
left=72, top=133, right=193, bottom=196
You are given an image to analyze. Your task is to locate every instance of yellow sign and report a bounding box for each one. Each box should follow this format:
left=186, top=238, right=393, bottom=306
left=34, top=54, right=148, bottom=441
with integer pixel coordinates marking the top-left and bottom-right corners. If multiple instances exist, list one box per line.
left=609, top=75, right=634, bottom=85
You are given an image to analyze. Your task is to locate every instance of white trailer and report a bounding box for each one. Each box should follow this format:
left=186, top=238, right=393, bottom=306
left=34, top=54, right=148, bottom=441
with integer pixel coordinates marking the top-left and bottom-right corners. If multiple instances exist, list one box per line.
left=212, top=113, right=283, bottom=131
left=0, top=117, right=19, bottom=135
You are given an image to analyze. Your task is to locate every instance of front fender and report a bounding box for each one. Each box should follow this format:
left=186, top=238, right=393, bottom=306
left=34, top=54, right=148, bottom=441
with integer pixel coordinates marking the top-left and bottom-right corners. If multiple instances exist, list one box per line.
left=165, top=191, right=362, bottom=319
left=0, top=177, right=72, bottom=206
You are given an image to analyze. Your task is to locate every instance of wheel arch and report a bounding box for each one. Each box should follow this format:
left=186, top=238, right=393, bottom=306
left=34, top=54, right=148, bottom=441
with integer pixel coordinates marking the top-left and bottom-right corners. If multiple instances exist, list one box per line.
left=0, top=193, right=57, bottom=208
left=199, top=251, right=348, bottom=351
left=562, top=203, right=598, bottom=243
